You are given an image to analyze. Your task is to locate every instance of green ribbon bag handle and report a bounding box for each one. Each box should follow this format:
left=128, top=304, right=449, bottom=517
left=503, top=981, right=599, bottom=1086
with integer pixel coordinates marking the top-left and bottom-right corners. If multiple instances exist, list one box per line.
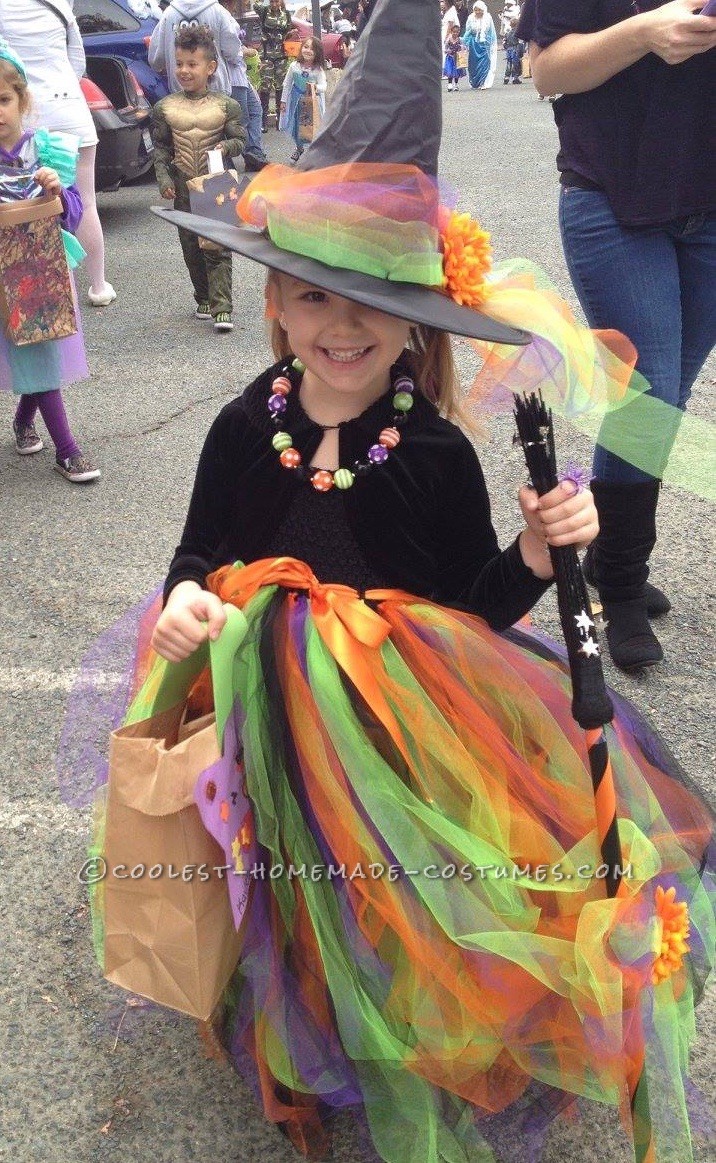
left=123, top=604, right=249, bottom=748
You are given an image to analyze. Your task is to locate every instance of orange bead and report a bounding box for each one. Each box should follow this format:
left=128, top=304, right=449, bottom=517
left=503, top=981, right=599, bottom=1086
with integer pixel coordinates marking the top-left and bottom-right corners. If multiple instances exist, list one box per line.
left=311, top=470, right=334, bottom=492
left=378, top=427, right=400, bottom=448
left=272, top=376, right=292, bottom=396
left=280, top=448, right=301, bottom=468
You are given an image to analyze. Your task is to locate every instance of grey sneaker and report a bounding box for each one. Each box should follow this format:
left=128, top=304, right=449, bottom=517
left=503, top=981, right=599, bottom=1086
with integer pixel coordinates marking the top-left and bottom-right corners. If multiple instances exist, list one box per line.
left=54, top=454, right=101, bottom=483
left=214, top=313, right=234, bottom=333
left=13, top=420, right=44, bottom=455
left=194, top=302, right=212, bottom=320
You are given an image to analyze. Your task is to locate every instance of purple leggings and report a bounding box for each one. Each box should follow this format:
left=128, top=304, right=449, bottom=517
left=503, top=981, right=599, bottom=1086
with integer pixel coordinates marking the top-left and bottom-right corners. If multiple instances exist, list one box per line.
left=15, top=391, right=79, bottom=461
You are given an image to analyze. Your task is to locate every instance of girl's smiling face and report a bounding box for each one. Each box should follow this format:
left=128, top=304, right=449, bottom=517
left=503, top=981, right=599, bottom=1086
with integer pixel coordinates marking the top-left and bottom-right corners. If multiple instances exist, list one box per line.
left=0, top=81, right=25, bottom=150
left=300, top=42, right=316, bottom=66
left=270, top=274, right=411, bottom=407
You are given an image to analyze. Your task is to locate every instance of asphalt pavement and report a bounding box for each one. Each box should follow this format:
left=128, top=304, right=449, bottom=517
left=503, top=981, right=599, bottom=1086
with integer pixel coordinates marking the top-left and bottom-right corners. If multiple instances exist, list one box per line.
left=0, top=65, right=714, bottom=1163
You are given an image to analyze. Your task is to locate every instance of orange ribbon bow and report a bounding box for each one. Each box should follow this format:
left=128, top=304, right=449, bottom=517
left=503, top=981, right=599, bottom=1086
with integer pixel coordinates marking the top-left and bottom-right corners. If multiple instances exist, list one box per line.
left=207, top=557, right=416, bottom=760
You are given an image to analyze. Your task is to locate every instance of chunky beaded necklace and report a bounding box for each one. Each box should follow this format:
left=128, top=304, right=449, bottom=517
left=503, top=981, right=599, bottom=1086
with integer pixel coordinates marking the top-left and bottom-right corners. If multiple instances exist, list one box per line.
left=267, top=358, right=415, bottom=492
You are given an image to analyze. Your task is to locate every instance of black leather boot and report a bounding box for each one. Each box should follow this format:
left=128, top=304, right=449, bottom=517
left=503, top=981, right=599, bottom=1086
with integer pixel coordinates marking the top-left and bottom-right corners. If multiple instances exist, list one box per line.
left=589, top=479, right=664, bottom=672
left=582, top=544, right=671, bottom=618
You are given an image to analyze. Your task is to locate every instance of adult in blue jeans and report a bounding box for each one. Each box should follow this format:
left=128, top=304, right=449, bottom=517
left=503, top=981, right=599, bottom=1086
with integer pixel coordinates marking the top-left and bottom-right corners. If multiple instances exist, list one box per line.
left=520, top=0, right=716, bottom=672
left=220, top=0, right=269, bottom=170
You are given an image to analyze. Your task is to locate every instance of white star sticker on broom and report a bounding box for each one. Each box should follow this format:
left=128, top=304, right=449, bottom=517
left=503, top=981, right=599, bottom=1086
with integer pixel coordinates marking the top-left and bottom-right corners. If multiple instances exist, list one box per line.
left=579, top=638, right=601, bottom=658
left=574, top=609, right=595, bottom=634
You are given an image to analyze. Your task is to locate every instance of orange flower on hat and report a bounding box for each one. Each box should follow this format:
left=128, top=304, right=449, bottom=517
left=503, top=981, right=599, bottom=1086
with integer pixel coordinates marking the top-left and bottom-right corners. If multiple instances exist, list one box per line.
left=441, top=211, right=492, bottom=308
left=651, top=884, right=690, bottom=986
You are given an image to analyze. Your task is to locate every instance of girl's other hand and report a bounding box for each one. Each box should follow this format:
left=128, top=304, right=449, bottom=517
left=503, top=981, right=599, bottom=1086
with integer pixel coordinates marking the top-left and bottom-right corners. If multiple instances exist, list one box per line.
left=151, top=581, right=227, bottom=663
left=34, top=166, right=62, bottom=196
left=518, top=481, right=599, bottom=577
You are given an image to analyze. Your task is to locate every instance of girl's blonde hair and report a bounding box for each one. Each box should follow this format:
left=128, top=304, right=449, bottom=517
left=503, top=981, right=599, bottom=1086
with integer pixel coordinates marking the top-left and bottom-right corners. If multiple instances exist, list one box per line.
left=0, top=59, right=30, bottom=115
left=266, top=271, right=476, bottom=431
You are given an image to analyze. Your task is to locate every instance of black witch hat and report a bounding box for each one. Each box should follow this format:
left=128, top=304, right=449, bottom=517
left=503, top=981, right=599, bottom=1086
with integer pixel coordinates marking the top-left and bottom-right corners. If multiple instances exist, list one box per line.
left=152, top=0, right=529, bottom=345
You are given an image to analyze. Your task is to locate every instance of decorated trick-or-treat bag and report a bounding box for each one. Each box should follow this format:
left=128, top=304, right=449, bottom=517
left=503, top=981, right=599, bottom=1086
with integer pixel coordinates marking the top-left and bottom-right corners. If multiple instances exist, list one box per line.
left=457, top=47, right=469, bottom=69
left=89, top=605, right=258, bottom=1021
left=187, top=169, right=244, bottom=250
left=0, top=191, right=77, bottom=346
left=298, top=82, right=321, bottom=144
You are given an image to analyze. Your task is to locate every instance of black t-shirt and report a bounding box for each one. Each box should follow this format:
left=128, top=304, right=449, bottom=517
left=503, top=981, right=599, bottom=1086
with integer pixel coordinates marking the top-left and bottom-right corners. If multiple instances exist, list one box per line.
left=521, top=0, right=716, bottom=225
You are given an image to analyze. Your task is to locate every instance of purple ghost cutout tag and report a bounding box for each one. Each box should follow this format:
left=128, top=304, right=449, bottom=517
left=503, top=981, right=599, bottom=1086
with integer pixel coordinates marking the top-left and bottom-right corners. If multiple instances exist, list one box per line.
left=194, top=705, right=258, bottom=930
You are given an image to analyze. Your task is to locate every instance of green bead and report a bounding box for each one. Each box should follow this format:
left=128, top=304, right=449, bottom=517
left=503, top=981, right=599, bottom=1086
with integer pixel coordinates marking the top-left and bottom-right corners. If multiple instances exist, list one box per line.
left=291, top=357, right=306, bottom=373
left=393, top=391, right=414, bottom=412
left=333, top=468, right=355, bottom=490
left=271, top=431, right=293, bottom=452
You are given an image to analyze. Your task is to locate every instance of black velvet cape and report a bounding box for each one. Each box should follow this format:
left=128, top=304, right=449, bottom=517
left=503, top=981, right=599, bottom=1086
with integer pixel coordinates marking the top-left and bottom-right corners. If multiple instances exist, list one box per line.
left=164, top=360, right=552, bottom=631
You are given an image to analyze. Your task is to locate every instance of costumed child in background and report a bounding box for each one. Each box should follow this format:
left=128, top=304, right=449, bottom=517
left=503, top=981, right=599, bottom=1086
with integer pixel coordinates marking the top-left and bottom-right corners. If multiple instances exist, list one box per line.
left=443, top=23, right=466, bottom=90
left=279, top=36, right=327, bottom=164
left=0, top=41, right=100, bottom=483
left=150, top=25, right=245, bottom=334
left=503, top=17, right=524, bottom=84
left=112, top=2, right=713, bottom=1161
left=256, top=0, right=292, bottom=133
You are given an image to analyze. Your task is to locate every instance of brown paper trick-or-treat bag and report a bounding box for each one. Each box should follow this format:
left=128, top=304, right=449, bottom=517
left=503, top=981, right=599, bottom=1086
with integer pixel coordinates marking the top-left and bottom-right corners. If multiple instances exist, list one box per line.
left=97, top=704, right=247, bottom=1021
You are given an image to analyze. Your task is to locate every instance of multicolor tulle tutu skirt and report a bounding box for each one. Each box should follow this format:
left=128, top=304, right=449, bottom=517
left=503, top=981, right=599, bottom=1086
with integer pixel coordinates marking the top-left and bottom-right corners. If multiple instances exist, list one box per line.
left=83, top=556, right=712, bottom=1161
left=171, top=558, right=713, bottom=1163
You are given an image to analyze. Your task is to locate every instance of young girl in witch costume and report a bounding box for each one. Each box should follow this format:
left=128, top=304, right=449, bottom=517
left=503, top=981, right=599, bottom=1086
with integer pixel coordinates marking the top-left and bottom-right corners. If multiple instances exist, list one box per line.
left=139, top=2, right=713, bottom=1160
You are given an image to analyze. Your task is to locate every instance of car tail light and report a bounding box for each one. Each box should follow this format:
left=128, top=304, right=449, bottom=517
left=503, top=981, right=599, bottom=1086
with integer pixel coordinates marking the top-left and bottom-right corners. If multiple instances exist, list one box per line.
left=81, top=76, right=113, bottom=111
left=127, top=68, right=145, bottom=98
left=127, top=67, right=150, bottom=114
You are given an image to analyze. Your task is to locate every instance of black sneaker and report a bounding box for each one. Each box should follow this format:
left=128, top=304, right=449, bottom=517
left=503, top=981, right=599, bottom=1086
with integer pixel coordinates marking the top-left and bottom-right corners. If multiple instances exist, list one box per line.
left=289, top=147, right=304, bottom=163
left=213, top=313, right=234, bottom=333
left=194, top=302, right=211, bottom=320
left=13, top=419, right=44, bottom=455
left=54, top=454, right=101, bottom=483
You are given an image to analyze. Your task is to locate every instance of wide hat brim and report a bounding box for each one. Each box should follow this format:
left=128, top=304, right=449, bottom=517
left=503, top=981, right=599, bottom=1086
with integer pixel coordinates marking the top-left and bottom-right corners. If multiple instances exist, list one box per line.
left=152, top=207, right=530, bottom=345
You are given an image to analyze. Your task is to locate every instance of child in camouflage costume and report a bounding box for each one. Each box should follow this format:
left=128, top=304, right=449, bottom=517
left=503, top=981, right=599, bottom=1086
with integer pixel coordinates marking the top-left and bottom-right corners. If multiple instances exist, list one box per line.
left=256, top=0, right=292, bottom=131
left=151, top=26, right=245, bottom=332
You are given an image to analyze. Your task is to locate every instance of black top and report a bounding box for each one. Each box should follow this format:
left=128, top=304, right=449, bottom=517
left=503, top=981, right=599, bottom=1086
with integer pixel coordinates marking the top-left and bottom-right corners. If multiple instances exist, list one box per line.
left=164, top=360, right=552, bottom=632
left=519, top=0, right=716, bottom=226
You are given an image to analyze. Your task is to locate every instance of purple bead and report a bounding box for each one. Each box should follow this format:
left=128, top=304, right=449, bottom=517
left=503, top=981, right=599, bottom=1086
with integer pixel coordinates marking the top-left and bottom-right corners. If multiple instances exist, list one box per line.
left=368, top=443, right=389, bottom=464
left=268, top=393, right=287, bottom=413
left=393, top=375, right=414, bottom=395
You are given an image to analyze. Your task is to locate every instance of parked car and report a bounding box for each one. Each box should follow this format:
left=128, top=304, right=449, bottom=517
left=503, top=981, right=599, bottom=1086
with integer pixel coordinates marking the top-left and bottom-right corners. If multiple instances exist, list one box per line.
left=79, top=62, right=154, bottom=191
left=75, top=0, right=167, bottom=105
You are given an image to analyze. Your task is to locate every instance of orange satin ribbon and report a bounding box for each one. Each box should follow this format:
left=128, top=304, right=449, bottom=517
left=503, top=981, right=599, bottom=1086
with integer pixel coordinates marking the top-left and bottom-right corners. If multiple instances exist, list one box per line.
left=207, top=557, right=418, bottom=762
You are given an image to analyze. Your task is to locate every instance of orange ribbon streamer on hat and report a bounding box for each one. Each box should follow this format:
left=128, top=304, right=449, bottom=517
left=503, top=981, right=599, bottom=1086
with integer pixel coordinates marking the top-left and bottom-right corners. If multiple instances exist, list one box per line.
left=207, top=558, right=417, bottom=760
